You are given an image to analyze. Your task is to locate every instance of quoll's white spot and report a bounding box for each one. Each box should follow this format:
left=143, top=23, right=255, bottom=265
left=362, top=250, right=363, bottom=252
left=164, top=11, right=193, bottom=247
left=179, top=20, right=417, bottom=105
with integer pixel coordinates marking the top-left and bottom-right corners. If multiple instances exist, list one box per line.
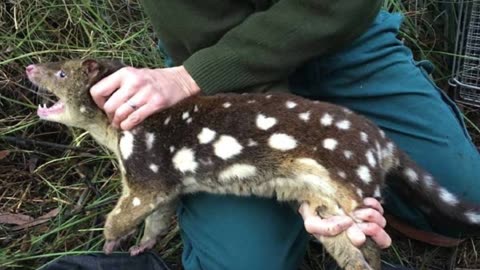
left=382, top=142, right=395, bottom=159
left=286, top=101, right=297, bottom=109
left=299, top=111, right=311, bottom=122
left=132, top=197, right=141, bottom=207
left=149, top=163, right=159, bottom=173
left=465, top=211, right=480, bottom=224
left=356, top=188, right=363, bottom=198
left=114, top=208, right=121, bottom=215
left=320, top=113, right=333, bottom=126
left=119, top=131, right=134, bottom=160
left=379, top=130, right=386, bottom=138
left=423, top=174, right=434, bottom=188
left=256, top=114, right=277, bottom=130
left=186, top=118, right=192, bottom=124
left=373, top=185, right=382, bottom=198
left=170, top=146, right=175, bottom=153
left=439, top=187, right=459, bottom=205
left=404, top=168, right=418, bottom=183
left=357, top=165, right=372, bottom=184
left=145, top=132, right=155, bottom=150
left=343, top=150, right=353, bottom=159
left=322, top=138, right=338, bottom=151
left=248, top=139, right=258, bottom=147
left=360, top=132, right=369, bottom=143
left=335, top=120, right=351, bottom=130
left=223, top=102, right=232, bottom=108
left=338, top=171, right=346, bottom=179
left=172, top=147, right=199, bottom=173
left=214, top=135, right=243, bottom=160
left=268, top=133, right=297, bottom=151
left=266, top=95, right=272, bottom=99
left=164, top=116, right=171, bottom=125
left=247, top=100, right=256, bottom=104
left=219, top=164, right=257, bottom=181
left=182, top=111, right=190, bottom=120
left=194, top=105, right=199, bottom=112
left=198, top=128, right=216, bottom=144
left=365, top=150, right=376, bottom=167
left=80, top=106, right=87, bottom=113
left=343, top=108, right=352, bottom=114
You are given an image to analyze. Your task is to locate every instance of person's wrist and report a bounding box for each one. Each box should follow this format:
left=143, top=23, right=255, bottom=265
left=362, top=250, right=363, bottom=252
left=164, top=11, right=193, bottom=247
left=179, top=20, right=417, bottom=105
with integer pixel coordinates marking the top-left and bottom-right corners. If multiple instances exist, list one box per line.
left=171, top=65, right=201, bottom=97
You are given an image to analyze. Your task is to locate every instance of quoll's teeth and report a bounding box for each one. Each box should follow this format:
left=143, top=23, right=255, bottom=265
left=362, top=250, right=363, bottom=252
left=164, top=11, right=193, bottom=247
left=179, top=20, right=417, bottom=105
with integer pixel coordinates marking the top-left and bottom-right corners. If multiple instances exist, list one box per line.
left=43, top=104, right=47, bottom=109
left=38, top=104, right=41, bottom=109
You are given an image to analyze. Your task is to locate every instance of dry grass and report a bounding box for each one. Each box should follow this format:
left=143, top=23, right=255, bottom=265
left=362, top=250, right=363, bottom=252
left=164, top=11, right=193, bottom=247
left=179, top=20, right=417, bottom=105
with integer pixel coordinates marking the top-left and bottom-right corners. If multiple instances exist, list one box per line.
left=0, top=1, right=479, bottom=269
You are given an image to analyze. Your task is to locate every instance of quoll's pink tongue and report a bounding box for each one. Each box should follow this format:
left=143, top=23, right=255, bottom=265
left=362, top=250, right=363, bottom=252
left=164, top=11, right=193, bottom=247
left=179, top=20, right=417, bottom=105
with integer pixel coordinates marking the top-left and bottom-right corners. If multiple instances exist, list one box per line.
left=37, top=101, right=65, bottom=118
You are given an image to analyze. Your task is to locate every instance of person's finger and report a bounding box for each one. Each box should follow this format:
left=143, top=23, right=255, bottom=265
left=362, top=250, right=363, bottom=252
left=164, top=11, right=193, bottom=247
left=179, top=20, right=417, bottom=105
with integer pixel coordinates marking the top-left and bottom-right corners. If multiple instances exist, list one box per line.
left=299, top=202, right=353, bottom=237
left=353, top=208, right=387, bottom=228
left=111, top=91, right=150, bottom=128
left=120, top=103, right=159, bottom=130
left=346, top=224, right=366, bottom=247
left=298, top=202, right=315, bottom=219
left=90, top=68, right=126, bottom=109
left=357, top=223, right=392, bottom=249
left=103, top=84, right=138, bottom=121
left=362, top=197, right=384, bottom=214
left=305, top=215, right=354, bottom=237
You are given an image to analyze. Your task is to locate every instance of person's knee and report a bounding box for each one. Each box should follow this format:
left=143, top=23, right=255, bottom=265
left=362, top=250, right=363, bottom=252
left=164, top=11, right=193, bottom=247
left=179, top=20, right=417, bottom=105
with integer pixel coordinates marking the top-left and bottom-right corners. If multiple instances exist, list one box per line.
left=178, top=194, right=310, bottom=270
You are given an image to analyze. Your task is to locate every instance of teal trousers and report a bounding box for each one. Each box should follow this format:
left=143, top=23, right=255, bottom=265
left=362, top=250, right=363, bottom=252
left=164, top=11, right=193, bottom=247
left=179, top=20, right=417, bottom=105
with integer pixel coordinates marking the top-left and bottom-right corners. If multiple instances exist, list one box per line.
left=173, top=10, right=480, bottom=270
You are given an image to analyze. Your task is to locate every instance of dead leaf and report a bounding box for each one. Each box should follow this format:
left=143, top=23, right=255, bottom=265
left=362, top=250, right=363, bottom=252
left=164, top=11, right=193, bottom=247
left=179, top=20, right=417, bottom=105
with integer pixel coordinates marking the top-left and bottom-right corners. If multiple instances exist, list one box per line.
left=0, top=150, right=10, bottom=160
left=11, top=208, right=60, bottom=231
left=0, top=213, right=34, bottom=225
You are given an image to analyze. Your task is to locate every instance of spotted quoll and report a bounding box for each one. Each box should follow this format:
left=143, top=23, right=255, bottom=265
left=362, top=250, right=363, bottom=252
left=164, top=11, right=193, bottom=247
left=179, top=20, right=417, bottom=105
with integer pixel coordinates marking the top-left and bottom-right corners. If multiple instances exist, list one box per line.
left=26, top=59, right=480, bottom=270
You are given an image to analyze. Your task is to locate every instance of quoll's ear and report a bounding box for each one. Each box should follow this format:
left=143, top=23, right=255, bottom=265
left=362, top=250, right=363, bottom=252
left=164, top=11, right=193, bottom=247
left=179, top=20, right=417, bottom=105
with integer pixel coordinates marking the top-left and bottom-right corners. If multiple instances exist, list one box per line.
left=82, top=59, right=102, bottom=85
left=82, top=59, right=125, bottom=86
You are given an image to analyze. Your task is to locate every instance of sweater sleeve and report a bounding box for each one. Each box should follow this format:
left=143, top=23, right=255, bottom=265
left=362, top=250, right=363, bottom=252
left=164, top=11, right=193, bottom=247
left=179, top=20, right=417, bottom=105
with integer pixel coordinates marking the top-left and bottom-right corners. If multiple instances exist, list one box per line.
left=183, top=0, right=382, bottom=95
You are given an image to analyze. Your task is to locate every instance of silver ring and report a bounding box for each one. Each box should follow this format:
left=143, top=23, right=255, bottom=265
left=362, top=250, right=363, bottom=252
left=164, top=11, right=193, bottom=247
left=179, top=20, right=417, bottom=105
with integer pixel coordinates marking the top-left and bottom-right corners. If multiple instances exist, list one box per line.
left=128, top=102, right=137, bottom=110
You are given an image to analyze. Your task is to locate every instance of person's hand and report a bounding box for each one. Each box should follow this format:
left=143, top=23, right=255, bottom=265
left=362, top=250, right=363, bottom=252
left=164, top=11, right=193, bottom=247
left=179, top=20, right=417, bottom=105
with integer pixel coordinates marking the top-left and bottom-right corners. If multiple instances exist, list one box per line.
left=298, top=197, right=391, bottom=249
left=90, top=65, right=200, bottom=130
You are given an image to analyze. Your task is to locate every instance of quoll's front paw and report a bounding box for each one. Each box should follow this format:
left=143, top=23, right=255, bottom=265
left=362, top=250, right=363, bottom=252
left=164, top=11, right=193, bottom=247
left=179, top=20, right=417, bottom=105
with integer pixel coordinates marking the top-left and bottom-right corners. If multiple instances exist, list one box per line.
left=129, top=238, right=157, bottom=256
left=103, top=239, right=122, bottom=254
left=103, top=229, right=136, bottom=254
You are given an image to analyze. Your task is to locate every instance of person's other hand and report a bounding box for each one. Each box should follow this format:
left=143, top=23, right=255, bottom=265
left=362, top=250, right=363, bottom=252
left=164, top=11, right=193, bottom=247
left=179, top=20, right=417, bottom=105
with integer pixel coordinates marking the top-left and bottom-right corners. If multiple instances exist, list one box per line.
left=298, top=197, right=391, bottom=248
left=90, top=65, right=200, bottom=130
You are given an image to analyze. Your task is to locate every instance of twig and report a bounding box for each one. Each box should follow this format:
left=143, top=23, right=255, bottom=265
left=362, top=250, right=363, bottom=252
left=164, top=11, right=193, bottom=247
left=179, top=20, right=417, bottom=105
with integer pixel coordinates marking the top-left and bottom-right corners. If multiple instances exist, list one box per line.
left=1, top=136, right=90, bottom=152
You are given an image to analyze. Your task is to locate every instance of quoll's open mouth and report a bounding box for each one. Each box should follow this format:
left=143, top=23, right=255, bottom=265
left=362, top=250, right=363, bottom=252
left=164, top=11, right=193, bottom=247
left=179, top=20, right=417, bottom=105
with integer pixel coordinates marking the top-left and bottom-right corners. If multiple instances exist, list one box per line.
left=37, top=100, right=65, bottom=118
left=26, top=64, right=67, bottom=119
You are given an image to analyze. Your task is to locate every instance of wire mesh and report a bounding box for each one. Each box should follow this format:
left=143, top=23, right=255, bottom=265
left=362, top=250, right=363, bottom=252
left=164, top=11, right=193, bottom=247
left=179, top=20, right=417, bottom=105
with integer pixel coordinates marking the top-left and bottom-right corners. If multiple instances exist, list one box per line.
left=450, top=0, right=480, bottom=107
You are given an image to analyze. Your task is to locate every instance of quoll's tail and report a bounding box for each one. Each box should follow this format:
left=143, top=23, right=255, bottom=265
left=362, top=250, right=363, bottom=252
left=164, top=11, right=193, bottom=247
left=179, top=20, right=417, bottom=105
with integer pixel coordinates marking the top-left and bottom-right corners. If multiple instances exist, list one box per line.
left=386, top=150, right=480, bottom=230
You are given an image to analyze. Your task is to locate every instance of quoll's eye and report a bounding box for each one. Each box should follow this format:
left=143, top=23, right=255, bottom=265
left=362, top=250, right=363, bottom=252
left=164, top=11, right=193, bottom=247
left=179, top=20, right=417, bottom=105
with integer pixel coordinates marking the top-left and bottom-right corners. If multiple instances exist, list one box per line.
left=56, top=70, right=67, bottom=78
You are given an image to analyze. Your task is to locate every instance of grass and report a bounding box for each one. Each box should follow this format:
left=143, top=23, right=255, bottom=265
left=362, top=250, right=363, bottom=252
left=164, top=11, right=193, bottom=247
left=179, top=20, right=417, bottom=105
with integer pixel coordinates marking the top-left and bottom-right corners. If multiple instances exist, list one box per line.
left=0, top=1, right=479, bottom=269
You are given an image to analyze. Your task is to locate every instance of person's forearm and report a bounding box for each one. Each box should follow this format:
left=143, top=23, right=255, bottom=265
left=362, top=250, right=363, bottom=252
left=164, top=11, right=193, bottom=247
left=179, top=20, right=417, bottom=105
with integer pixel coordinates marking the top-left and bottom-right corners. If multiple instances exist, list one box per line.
left=183, top=0, right=382, bottom=95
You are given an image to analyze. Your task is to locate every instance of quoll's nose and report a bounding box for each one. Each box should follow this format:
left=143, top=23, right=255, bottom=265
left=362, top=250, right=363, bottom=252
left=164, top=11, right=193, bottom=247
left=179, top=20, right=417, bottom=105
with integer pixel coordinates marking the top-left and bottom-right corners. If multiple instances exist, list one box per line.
left=26, top=65, right=35, bottom=74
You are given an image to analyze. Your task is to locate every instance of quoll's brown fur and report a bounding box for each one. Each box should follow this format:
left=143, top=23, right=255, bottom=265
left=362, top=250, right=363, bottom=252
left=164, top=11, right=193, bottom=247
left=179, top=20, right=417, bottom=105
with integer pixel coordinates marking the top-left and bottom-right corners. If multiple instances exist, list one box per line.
left=26, top=59, right=480, bottom=270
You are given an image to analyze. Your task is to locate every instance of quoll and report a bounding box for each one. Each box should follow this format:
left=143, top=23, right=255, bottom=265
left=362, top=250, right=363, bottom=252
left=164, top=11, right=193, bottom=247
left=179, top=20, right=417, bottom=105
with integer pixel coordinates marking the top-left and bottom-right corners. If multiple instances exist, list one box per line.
left=26, top=59, right=480, bottom=270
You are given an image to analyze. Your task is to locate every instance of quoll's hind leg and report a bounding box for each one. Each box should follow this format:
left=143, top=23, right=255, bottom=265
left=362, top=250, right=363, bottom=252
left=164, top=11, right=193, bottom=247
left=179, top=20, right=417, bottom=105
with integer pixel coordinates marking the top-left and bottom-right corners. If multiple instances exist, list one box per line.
left=301, top=195, right=376, bottom=270
left=129, top=200, right=177, bottom=256
left=103, top=189, right=159, bottom=254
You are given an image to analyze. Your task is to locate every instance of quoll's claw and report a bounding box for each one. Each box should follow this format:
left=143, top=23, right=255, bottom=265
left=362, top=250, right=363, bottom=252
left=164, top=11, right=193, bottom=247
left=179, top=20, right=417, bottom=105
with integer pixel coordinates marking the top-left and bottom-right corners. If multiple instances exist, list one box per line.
left=129, top=238, right=157, bottom=256
left=103, top=239, right=121, bottom=254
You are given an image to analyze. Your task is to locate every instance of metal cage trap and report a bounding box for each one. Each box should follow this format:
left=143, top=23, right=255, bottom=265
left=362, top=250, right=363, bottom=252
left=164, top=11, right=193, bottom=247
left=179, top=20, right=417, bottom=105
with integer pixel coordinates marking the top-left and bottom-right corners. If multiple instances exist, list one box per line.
left=450, top=0, right=480, bottom=108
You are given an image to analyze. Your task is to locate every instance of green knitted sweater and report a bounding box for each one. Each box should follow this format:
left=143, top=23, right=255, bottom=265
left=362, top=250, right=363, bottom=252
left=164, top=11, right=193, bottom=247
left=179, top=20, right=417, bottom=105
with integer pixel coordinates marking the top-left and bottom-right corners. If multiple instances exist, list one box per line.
left=140, top=0, right=382, bottom=95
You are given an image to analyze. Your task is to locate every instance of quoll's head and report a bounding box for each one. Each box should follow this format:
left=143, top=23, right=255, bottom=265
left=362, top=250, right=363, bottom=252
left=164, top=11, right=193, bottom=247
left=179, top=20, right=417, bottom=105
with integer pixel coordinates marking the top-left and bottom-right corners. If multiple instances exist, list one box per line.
left=26, top=59, right=124, bottom=127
